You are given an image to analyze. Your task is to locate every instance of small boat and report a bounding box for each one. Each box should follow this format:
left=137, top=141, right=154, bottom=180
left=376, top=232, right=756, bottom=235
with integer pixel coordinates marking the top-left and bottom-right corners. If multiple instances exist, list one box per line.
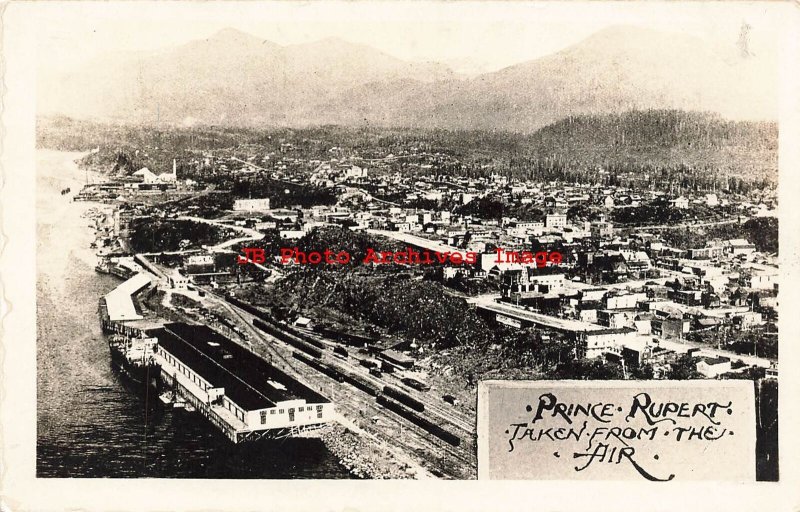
left=107, top=334, right=160, bottom=386
left=158, top=391, right=192, bottom=411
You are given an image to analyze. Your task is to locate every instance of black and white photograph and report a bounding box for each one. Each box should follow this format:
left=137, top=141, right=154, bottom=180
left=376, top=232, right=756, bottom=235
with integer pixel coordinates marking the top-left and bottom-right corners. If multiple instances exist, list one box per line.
left=2, top=0, right=800, bottom=509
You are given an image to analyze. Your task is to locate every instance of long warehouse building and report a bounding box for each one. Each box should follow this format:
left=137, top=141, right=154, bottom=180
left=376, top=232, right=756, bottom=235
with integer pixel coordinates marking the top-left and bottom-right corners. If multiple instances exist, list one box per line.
left=149, top=322, right=335, bottom=442
left=103, top=272, right=151, bottom=322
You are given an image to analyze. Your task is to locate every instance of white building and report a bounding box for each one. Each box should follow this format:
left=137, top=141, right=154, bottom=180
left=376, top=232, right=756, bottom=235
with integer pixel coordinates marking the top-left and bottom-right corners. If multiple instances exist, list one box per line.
left=672, top=196, right=690, bottom=209
left=545, top=213, right=567, bottom=230
left=185, top=254, right=215, bottom=267
left=233, top=198, right=271, bottom=212
left=734, top=311, right=764, bottom=329
left=154, top=323, right=335, bottom=443
left=696, top=356, right=731, bottom=378
left=279, top=230, right=305, bottom=240
left=581, top=328, right=636, bottom=359
left=168, top=269, right=189, bottom=289
left=745, top=270, right=778, bottom=290
left=604, top=292, right=647, bottom=310
left=133, top=167, right=159, bottom=184
left=345, top=165, right=368, bottom=179
left=727, top=239, right=757, bottom=256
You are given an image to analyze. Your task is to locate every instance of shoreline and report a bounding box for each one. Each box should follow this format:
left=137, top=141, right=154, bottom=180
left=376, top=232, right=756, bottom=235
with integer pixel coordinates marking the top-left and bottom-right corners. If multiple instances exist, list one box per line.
left=319, top=421, right=427, bottom=479
left=36, top=148, right=356, bottom=478
left=49, top=151, right=368, bottom=479
left=37, top=149, right=431, bottom=480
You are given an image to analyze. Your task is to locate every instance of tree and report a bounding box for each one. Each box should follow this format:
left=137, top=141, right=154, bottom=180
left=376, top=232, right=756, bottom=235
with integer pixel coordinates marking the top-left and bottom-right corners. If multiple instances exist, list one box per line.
left=629, top=363, right=655, bottom=380
left=669, top=354, right=704, bottom=379
left=550, top=358, right=624, bottom=380
left=743, top=217, right=778, bottom=254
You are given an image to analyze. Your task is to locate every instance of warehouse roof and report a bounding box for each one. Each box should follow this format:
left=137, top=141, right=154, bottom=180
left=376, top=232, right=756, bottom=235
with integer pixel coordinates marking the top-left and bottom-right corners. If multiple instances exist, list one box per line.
left=150, top=323, right=329, bottom=411
left=104, top=273, right=151, bottom=322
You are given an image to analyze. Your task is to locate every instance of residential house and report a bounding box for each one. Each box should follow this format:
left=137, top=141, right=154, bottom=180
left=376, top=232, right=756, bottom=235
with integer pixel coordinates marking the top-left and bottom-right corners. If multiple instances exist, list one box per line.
left=696, top=356, right=731, bottom=378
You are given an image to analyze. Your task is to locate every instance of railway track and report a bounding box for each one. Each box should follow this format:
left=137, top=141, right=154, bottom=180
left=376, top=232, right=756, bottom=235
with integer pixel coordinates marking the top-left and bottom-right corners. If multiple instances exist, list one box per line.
left=297, top=329, right=475, bottom=433
left=206, top=292, right=477, bottom=477
left=196, top=289, right=475, bottom=434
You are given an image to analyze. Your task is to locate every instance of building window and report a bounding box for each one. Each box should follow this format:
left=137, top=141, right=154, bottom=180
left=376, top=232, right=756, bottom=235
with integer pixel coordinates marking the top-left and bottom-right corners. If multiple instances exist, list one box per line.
left=279, top=409, right=284, bottom=414
left=298, top=407, right=304, bottom=412
left=260, top=411, right=267, bottom=424
left=316, top=405, right=323, bottom=411
left=270, top=410, right=275, bottom=415
left=317, top=411, right=323, bottom=419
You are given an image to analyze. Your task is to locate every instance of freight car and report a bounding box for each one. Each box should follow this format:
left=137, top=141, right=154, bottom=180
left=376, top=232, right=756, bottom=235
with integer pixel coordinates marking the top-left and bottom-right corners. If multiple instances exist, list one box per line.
left=281, top=323, right=326, bottom=350
left=247, top=308, right=327, bottom=350
left=225, top=295, right=268, bottom=319
left=340, top=369, right=381, bottom=396
left=292, top=351, right=344, bottom=382
left=253, top=318, right=322, bottom=358
left=317, top=327, right=378, bottom=347
left=378, top=349, right=415, bottom=369
left=358, top=358, right=380, bottom=370
left=401, top=377, right=431, bottom=392
left=383, top=385, right=424, bottom=412
left=376, top=395, right=460, bottom=446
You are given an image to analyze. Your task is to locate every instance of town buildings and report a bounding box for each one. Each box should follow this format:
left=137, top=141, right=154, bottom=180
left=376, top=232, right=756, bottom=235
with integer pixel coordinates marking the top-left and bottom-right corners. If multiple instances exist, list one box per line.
left=98, top=140, right=778, bottom=381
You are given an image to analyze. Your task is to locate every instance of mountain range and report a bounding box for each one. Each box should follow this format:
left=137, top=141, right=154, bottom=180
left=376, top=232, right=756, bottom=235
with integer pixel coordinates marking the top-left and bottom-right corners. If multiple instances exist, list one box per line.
left=39, top=25, right=778, bottom=133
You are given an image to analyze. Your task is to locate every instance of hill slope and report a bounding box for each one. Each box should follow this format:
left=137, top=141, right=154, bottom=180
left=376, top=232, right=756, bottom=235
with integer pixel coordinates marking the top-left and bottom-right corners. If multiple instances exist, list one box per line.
left=39, top=28, right=456, bottom=126
left=39, top=25, right=777, bottom=132
left=37, top=109, right=778, bottom=187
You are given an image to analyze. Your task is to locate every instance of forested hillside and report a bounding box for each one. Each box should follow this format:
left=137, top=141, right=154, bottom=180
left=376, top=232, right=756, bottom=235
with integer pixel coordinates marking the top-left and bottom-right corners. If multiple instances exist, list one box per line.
left=37, top=110, right=777, bottom=191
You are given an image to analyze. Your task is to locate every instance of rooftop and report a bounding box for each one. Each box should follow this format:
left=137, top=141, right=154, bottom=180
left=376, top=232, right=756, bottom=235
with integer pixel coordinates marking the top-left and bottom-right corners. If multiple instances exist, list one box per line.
left=149, top=323, right=329, bottom=411
left=104, top=273, right=151, bottom=322
left=366, top=229, right=470, bottom=257
left=699, top=356, right=731, bottom=366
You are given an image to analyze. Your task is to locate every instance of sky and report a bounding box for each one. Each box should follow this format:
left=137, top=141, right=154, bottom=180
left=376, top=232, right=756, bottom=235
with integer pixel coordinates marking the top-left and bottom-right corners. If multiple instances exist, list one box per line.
left=31, top=1, right=784, bottom=76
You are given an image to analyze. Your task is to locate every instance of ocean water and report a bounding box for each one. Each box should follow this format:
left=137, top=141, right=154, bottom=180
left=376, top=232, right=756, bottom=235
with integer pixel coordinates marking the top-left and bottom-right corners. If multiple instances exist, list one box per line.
left=35, top=149, right=352, bottom=478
